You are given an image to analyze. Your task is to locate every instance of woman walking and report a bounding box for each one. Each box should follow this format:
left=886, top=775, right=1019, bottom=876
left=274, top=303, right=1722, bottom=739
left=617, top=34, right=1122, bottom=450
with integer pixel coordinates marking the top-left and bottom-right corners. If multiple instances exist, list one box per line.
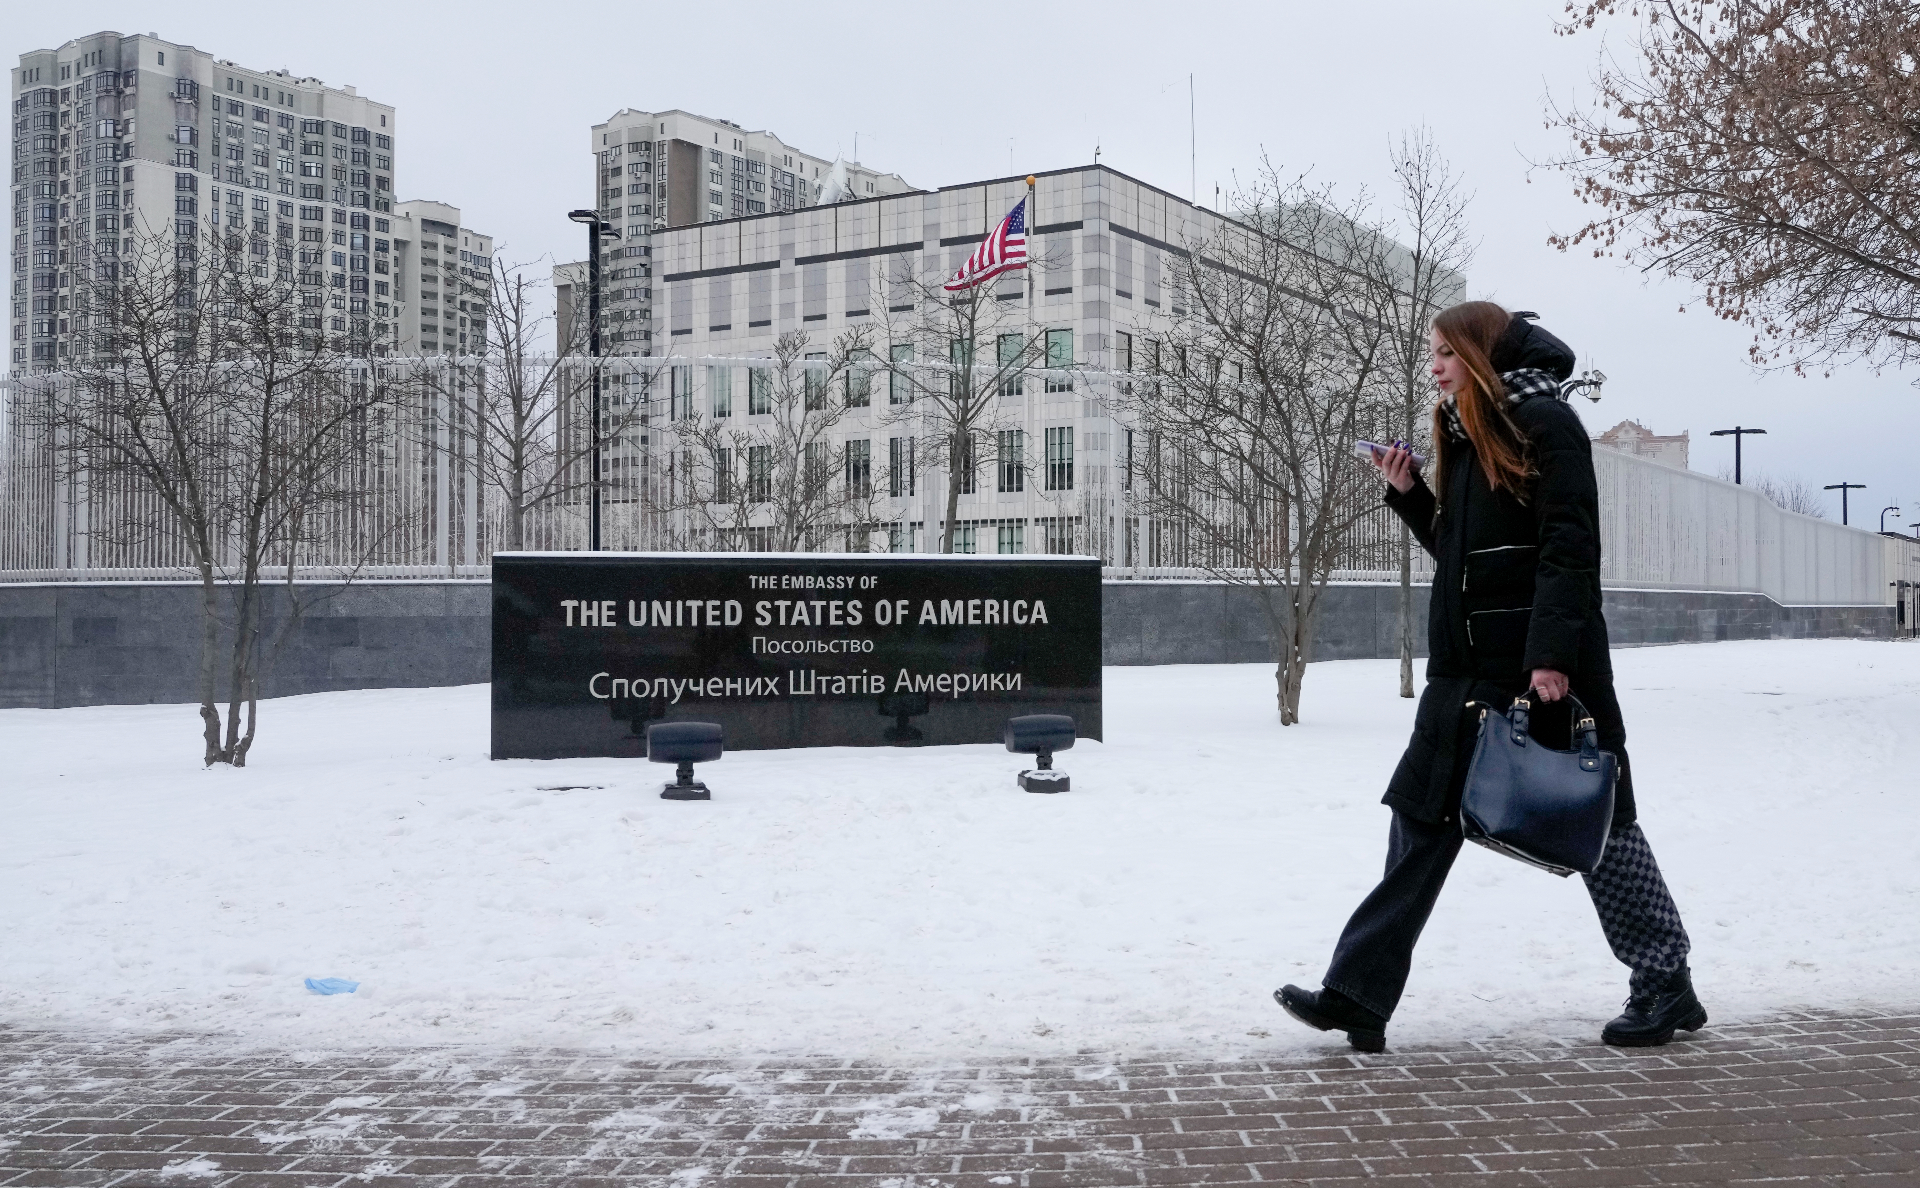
left=1275, top=302, right=1705, bottom=1053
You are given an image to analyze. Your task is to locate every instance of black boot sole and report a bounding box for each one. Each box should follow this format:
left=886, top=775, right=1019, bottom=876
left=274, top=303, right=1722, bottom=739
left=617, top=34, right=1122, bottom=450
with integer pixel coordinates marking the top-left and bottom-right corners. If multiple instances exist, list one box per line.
left=1273, top=989, right=1387, bottom=1053
left=1603, top=1004, right=1709, bottom=1048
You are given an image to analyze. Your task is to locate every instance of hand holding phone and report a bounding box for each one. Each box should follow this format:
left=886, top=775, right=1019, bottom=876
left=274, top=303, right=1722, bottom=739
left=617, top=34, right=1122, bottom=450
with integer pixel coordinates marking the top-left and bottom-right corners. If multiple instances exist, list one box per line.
left=1358, top=439, right=1421, bottom=495
left=1355, top=440, right=1425, bottom=466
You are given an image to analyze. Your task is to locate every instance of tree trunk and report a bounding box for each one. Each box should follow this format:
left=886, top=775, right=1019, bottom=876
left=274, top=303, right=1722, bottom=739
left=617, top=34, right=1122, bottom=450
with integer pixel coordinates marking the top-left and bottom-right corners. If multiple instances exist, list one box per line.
left=222, top=575, right=260, bottom=766
left=1274, top=587, right=1313, bottom=726
left=197, top=559, right=223, bottom=766
left=941, top=447, right=962, bottom=553
left=235, top=677, right=259, bottom=767
left=1397, top=524, right=1415, bottom=698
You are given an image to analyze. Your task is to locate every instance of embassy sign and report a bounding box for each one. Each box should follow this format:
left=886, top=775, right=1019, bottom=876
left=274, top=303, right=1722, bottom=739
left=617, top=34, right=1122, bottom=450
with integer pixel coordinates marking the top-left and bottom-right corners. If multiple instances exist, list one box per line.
left=490, top=552, right=1102, bottom=759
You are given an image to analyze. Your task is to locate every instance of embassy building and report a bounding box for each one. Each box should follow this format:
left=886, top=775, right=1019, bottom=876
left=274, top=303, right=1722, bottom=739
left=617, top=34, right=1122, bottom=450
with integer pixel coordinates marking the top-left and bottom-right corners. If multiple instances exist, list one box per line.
left=576, top=164, right=1230, bottom=561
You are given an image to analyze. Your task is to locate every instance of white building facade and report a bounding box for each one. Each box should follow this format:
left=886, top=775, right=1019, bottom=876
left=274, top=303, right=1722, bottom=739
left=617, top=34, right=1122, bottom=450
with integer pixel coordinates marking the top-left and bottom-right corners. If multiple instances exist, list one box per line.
left=606, top=164, right=1223, bottom=559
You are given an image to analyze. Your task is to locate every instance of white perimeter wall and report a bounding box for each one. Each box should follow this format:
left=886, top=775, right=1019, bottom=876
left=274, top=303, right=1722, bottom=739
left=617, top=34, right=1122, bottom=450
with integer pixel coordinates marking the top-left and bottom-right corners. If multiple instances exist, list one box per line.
left=1594, top=447, right=1918, bottom=605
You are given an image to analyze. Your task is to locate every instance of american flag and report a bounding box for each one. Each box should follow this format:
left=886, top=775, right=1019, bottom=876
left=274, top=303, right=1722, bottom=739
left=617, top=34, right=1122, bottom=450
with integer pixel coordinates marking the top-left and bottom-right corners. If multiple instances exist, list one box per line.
left=944, top=197, right=1028, bottom=292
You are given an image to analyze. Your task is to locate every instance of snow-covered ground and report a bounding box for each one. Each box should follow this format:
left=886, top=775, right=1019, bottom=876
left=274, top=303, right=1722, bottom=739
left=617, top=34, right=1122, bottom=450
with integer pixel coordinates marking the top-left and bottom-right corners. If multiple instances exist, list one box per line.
left=4, top=639, right=1916, bottom=1060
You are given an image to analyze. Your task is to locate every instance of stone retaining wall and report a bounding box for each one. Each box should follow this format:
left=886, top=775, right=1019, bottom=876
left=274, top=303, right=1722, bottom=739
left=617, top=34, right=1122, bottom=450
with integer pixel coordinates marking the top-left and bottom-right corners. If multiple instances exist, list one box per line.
left=0, top=579, right=1894, bottom=709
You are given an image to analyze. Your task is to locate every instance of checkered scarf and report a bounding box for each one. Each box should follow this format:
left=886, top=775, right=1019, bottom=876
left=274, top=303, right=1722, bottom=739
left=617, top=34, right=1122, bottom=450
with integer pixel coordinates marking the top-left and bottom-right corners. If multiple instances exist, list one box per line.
left=1438, top=368, right=1563, bottom=442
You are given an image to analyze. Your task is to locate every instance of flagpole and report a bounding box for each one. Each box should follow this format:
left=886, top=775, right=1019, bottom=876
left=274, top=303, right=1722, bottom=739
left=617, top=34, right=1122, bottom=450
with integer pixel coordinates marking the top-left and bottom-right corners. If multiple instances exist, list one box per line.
left=1025, top=174, right=1036, bottom=311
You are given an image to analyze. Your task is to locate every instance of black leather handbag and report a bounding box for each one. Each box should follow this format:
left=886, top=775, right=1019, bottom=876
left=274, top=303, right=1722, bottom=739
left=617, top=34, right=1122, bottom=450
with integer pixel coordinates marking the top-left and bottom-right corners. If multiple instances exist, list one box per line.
left=1460, top=692, right=1617, bottom=877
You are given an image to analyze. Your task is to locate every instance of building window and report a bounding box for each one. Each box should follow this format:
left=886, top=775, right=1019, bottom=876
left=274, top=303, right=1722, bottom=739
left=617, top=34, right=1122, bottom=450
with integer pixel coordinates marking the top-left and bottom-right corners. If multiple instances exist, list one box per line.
left=1115, top=330, right=1133, bottom=373
left=803, top=352, right=826, bottom=410
left=708, top=364, right=731, bottom=417
left=1045, top=426, right=1074, bottom=492
left=1045, top=328, right=1074, bottom=392
left=997, top=523, right=1024, bottom=555
left=952, top=524, right=977, bottom=554
left=997, top=332, right=1024, bottom=397
left=747, top=445, right=771, bottom=502
left=889, top=343, right=913, bottom=405
left=846, top=348, right=872, bottom=407
left=805, top=440, right=830, bottom=498
left=671, top=365, right=693, bottom=420
left=748, top=366, right=771, bottom=415
left=997, top=430, right=1025, bottom=493
left=889, top=437, right=915, bottom=497
left=845, top=439, right=871, bottom=500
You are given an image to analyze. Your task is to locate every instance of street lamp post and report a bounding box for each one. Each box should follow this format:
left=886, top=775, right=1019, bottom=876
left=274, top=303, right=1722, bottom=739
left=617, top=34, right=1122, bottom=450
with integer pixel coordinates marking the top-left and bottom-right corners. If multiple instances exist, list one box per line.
left=1709, top=426, right=1767, bottom=484
left=1880, top=505, right=1903, bottom=534
left=569, top=208, right=622, bottom=551
left=1823, top=482, right=1865, bottom=526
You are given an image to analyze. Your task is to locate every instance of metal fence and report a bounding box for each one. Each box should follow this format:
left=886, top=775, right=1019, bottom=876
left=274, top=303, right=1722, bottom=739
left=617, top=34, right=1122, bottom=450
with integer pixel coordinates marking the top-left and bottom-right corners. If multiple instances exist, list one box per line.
left=4, top=367, right=1913, bottom=605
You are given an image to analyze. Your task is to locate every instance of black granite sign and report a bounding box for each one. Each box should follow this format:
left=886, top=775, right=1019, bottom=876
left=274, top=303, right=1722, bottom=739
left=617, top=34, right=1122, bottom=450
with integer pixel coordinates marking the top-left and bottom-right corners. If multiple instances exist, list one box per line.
left=490, top=553, right=1102, bottom=759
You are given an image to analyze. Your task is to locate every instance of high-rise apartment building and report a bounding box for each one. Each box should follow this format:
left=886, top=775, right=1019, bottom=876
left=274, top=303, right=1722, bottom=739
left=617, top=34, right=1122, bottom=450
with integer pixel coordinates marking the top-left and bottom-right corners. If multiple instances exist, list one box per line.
left=579, top=108, right=914, bottom=357
left=10, top=31, right=397, bottom=370
left=388, top=199, right=492, bottom=356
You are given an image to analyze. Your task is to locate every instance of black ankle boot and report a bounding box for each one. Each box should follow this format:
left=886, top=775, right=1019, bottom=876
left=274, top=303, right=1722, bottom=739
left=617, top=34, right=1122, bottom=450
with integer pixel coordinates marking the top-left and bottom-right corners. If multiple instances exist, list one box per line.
left=1602, top=966, right=1708, bottom=1047
left=1274, top=985, right=1387, bottom=1053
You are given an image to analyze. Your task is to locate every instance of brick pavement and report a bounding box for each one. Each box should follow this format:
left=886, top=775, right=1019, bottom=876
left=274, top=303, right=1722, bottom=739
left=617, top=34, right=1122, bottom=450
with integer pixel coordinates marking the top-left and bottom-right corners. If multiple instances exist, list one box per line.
left=2, top=1008, right=1916, bottom=1187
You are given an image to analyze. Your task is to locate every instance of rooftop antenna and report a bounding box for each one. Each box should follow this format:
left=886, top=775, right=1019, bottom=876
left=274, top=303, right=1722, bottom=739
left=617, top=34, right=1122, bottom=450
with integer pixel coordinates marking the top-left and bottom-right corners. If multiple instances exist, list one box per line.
left=1189, top=73, right=1196, bottom=204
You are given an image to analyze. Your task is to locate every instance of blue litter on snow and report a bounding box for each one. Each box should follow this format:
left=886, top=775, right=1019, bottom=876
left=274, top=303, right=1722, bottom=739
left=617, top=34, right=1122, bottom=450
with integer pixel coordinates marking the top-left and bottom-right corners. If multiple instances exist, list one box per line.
left=304, top=977, right=360, bottom=995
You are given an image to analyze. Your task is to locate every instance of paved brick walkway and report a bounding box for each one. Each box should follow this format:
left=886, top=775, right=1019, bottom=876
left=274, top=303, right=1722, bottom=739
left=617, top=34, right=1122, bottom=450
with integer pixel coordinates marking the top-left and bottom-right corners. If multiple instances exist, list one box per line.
left=3, top=1009, right=1917, bottom=1187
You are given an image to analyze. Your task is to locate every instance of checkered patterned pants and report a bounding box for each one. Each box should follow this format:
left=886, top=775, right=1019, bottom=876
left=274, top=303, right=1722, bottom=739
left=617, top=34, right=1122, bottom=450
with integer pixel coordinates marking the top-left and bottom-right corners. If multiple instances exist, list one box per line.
left=1582, top=823, right=1691, bottom=996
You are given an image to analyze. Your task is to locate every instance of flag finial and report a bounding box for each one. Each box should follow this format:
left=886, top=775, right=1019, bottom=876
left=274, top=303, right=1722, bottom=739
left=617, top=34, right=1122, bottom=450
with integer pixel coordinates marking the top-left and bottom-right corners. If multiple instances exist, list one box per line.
left=1025, top=175, right=1036, bottom=186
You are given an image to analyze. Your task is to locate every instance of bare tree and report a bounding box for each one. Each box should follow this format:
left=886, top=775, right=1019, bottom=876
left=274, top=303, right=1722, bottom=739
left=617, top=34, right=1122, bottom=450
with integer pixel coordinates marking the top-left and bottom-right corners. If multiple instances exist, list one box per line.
left=1379, top=129, right=1474, bottom=696
left=875, top=253, right=1053, bottom=552
left=1122, top=166, right=1398, bottom=724
left=651, top=329, right=879, bottom=551
left=449, top=257, right=659, bottom=551
left=1717, top=468, right=1830, bottom=518
left=29, top=221, right=428, bottom=765
left=1549, top=0, right=1920, bottom=372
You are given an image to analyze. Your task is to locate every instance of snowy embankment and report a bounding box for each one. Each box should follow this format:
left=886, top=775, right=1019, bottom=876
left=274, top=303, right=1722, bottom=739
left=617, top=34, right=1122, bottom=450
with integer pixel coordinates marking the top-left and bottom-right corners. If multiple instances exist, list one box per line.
left=3, top=639, right=1916, bottom=1059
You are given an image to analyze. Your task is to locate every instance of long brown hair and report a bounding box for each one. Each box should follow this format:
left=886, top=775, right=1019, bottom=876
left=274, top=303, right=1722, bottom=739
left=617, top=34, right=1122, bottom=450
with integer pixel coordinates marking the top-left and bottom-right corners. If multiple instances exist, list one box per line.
left=1431, top=300, right=1534, bottom=498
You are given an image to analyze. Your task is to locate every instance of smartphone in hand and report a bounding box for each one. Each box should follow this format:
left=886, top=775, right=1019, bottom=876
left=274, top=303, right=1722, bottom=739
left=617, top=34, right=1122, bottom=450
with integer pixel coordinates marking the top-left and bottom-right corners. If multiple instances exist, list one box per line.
left=1355, top=440, right=1425, bottom=467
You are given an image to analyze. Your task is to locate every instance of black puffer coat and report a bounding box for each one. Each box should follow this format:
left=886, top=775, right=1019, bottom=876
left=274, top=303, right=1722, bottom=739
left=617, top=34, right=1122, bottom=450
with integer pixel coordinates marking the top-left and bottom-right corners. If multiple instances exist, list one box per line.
left=1381, top=374, right=1635, bottom=830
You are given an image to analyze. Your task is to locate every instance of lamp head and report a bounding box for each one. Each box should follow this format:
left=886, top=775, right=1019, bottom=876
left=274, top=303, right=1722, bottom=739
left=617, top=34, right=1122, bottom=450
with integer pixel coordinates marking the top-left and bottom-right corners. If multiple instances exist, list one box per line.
left=567, top=208, right=598, bottom=225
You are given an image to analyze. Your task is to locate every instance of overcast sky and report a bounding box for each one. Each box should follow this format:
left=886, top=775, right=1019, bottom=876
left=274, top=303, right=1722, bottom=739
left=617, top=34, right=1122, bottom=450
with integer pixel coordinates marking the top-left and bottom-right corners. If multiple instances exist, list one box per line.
left=17, top=1, right=1918, bottom=532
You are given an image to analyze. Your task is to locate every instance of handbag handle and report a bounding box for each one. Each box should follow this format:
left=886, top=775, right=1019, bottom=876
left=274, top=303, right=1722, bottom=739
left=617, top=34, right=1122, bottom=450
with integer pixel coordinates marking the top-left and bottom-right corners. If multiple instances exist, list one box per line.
left=1506, top=691, right=1600, bottom=752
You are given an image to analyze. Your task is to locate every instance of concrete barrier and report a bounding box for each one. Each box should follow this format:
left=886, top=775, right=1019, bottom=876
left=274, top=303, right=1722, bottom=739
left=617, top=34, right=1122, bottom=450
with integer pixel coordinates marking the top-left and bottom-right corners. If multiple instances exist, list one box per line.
left=0, top=578, right=1893, bottom=709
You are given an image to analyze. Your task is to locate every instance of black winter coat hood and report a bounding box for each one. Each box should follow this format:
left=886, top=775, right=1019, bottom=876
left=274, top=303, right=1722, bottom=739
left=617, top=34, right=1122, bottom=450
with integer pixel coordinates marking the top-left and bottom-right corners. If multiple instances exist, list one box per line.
left=1491, top=313, right=1576, bottom=382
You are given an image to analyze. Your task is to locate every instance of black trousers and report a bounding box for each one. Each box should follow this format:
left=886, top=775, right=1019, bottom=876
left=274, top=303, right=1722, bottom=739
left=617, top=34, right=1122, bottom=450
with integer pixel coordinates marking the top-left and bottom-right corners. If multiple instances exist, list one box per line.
left=1323, top=812, right=1691, bottom=1020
